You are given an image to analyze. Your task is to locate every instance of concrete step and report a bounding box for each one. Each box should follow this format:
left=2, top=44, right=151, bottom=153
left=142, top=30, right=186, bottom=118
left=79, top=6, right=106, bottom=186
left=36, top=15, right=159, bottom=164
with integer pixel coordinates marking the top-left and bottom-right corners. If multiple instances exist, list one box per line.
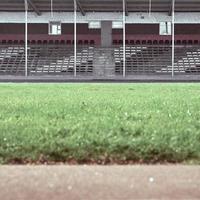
left=93, top=48, right=115, bottom=77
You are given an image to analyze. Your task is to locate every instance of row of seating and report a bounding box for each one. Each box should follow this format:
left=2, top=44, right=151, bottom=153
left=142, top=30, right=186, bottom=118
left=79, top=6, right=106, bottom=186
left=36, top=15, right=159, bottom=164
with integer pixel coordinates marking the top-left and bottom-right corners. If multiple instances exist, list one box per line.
left=114, top=46, right=200, bottom=74
left=1, top=44, right=200, bottom=76
left=1, top=39, right=199, bottom=46
left=0, top=45, right=94, bottom=75
left=159, top=47, right=200, bottom=73
left=113, top=40, right=200, bottom=45
left=0, top=46, right=25, bottom=74
left=0, top=40, right=96, bottom=45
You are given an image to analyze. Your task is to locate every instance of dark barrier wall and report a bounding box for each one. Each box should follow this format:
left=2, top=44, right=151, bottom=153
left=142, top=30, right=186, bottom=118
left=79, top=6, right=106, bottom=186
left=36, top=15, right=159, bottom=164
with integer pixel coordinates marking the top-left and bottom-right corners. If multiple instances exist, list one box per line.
left=113, top=24, right=200, bottom=35
left=1, top=23, right=200, bottom=35
left=175, top=24, right=200, bottom=34
left=0, top=24, right=48, bottom=34
left=112, top=24, right=159, bottom=34
left=0, top=23, right=100, bottom=34
left=0, top=23, right=101, bottom=44
left=1, top=23, right=200, bottom=45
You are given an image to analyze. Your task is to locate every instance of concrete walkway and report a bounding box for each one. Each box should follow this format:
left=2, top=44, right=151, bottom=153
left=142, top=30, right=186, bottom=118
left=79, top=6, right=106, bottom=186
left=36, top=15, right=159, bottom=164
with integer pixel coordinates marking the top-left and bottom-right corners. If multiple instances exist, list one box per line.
left=0, top=75, right=200, bottom=83
left=0, top=165, right=199, bottom=200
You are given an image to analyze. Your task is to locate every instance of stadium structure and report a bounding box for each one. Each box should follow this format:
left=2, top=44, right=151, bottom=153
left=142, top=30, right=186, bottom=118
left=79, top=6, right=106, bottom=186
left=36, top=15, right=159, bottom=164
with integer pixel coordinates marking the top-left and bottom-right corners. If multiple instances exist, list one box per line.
left=0, top=0, right=200, bottom=81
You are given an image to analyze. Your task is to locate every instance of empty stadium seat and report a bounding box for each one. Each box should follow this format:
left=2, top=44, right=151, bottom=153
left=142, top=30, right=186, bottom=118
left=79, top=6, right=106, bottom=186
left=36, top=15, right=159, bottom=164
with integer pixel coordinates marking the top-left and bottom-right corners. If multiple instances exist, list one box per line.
left=114, top=45, right=200, bottom=75
left=0, top=44, right=94, bottom=75
left=1, top=43, right=200, bottom=76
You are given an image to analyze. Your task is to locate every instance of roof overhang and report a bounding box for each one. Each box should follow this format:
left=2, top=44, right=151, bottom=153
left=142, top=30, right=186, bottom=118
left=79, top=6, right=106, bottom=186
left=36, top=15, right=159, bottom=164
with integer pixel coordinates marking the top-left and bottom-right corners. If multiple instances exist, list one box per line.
left=0, top=0, right=200, bottom=15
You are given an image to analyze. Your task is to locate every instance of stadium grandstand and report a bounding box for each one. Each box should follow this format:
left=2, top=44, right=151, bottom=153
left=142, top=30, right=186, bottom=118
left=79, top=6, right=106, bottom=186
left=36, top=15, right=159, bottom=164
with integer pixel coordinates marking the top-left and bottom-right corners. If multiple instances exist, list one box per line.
left=0, top=0, right=200, bottom=80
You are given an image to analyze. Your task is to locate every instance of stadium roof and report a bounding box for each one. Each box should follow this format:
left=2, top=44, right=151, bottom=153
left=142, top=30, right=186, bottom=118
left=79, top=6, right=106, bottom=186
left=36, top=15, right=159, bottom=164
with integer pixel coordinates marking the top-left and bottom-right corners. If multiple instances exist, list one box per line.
left=0, top=0, right=200, bottom=16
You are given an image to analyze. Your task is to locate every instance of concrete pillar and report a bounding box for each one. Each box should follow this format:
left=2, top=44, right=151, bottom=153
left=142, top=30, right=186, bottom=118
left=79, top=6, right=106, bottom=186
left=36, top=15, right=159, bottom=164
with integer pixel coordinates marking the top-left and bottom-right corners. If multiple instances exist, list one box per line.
left=101, top=21, right=112, bottom=47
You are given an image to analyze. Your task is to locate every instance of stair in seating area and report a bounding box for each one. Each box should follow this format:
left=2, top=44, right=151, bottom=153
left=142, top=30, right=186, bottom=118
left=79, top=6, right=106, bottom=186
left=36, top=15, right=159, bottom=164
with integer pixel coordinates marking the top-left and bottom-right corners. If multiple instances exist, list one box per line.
left=93, top=47, right=115, bottom=77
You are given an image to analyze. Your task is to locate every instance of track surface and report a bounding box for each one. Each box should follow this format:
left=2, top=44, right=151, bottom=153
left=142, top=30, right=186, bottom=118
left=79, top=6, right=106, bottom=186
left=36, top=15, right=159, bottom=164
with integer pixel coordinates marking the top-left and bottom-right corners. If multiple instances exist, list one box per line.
left=0, top=165, right=199, bottom=200
left=0, top=75, right=200, bottom=82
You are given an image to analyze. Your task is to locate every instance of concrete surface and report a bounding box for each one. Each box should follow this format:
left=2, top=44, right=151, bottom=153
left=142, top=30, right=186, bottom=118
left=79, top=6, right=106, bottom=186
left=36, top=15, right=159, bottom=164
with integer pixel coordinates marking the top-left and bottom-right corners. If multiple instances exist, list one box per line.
left=0, top=75, right=200, bottom=82
left=0, top=165, right=199, bottom=200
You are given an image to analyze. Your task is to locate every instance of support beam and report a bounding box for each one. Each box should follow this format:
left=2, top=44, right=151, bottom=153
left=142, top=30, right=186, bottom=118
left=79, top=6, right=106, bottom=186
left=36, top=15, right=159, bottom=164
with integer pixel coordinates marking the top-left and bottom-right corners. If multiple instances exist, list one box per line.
left=27, top=0, right=41, bottom=16
left=124, top=0, right=129, bottom=16
left=74, top=0, right=77, bottom=77
left=168, top=0, right=172, bottom=16
left=76, top=0, right=85, bottom=16
left=149, top=0, right=152, bottom=17
left=122, top=0, right=126, bottom=77
left=51, top=0, right=53, bottom=18
left=101, top=21, right=112, bottom=47
left=24, top=0, right=28, bottom=77
left=172, top=0, right=175, bottom=77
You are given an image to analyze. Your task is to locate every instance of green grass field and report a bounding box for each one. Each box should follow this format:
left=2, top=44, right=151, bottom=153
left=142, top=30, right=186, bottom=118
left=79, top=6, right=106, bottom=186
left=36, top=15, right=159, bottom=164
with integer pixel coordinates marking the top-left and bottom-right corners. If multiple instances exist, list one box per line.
left=0, top=83, right=200, bottom=164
